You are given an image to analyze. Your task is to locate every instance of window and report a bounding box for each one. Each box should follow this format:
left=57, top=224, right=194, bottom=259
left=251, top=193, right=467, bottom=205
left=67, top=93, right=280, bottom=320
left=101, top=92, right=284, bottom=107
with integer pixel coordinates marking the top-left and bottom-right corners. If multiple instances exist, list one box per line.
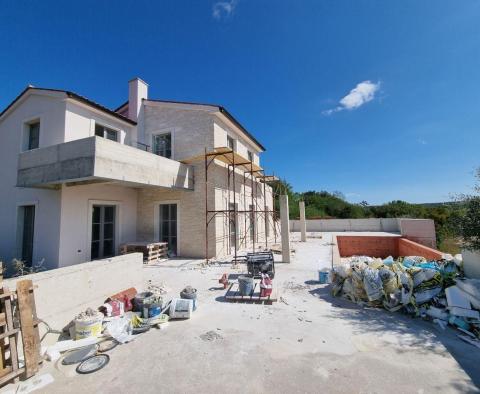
left=152, top=133, right=172, bottom=158
left=17, top=205, right=35, bottom=267
left=247, top=150, right=254, bottom=162
left=91, top=205, right=116, bottom=260
left=23, top=120, right=40, bottom=151
left=95, top=124, right=118, bottom=141
left=227, top=135, right=235, bottom=152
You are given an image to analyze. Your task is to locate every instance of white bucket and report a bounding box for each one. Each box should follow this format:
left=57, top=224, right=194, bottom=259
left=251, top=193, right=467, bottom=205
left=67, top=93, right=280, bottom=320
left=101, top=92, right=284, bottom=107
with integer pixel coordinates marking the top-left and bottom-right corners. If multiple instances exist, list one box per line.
left=75, top=313, right=103, bottom=340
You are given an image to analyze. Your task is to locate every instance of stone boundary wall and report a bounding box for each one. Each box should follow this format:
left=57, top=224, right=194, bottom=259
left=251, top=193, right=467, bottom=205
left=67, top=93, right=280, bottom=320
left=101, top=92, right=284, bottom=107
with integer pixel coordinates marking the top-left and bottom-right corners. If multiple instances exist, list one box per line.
left=290, top=218, right=399, bottom=233
left=4, top=253, right=143, bottom=339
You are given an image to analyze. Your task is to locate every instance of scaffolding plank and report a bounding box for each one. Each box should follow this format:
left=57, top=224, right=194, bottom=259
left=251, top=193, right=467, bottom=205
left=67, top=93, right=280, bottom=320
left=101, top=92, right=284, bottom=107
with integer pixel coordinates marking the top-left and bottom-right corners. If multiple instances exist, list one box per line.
left=16, top=280, right=39, bottom=378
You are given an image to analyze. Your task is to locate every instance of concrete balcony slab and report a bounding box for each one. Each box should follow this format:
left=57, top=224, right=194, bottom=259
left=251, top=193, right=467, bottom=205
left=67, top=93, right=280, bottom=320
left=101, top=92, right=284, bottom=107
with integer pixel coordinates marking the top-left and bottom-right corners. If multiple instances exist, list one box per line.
left=17, top=136, right=194, bottom=190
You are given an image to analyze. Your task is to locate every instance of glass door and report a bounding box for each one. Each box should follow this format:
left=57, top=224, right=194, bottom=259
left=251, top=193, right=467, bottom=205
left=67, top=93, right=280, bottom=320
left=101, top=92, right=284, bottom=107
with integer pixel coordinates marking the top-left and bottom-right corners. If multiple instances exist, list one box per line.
left=20, top=205, right=35, bottom=266
left=91, top=205, right=116, bottom=260
left=159, top=204, right=177, bottom=256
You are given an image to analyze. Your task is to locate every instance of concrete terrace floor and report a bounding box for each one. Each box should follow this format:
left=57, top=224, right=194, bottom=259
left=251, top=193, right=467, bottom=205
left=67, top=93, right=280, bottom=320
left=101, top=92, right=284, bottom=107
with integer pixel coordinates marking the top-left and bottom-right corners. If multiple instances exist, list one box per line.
left=24, top=233, right=480, bottom=393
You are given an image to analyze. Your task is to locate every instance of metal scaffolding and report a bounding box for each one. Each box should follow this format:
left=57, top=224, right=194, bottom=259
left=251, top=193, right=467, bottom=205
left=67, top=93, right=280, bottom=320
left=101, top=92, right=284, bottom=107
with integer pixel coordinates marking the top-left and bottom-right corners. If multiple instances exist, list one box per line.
left=197, top=147, right=281, bottom=264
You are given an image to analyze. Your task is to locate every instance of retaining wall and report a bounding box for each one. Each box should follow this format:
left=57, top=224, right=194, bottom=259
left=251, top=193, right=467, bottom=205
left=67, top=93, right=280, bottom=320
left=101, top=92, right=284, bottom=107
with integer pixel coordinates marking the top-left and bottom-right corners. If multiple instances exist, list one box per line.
left=4, top=253, right=144, bottom=342
left=290, top=218, right=399, bottom=233
left=336, top=235, right=400, bottom=259
left=333, top=235, right=443, bottom=266
left=398, top=238, right=442, bottom=260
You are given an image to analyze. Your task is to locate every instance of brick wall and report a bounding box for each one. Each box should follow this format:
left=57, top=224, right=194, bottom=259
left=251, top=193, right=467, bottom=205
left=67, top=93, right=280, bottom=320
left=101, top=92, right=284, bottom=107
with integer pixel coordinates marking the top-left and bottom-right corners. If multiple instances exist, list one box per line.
left=397, top=238, right=443, bottom=260
left=335, top=235, right=443, bottom=260
left=337, top=236, right=400, bottom=258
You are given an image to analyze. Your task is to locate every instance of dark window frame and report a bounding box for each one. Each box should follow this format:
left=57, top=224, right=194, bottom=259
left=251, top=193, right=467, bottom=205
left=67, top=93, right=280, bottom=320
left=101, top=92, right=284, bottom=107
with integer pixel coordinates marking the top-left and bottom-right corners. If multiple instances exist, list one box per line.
left=95, top=123, right=119, bottom=142
left=152, top=132, right=172, bottom=159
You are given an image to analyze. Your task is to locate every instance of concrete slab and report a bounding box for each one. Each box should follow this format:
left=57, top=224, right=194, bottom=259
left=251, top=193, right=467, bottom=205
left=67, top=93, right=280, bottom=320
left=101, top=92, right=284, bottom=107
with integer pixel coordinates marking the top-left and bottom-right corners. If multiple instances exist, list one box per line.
left=13, top=232, right=480, bottom=393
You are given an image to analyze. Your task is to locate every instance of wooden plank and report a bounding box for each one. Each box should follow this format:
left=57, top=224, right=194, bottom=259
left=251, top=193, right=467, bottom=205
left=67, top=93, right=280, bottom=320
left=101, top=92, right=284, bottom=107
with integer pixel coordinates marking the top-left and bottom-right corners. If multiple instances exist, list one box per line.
left=16, top=280, right=39, bottom=378
left=27, top=283, right=41, bottom=366
left=0, top=367, right=24, bottom=386
left=2, top=287, right=19, bottom=381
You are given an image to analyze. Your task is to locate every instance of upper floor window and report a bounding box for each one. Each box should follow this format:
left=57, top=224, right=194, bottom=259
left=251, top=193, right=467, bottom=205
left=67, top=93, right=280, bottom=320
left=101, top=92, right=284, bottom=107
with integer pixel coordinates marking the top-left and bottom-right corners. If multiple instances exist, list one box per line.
left=95, top=124, right=118, bottom=141
left=247, top=150, right=254, bottom=162
left=227, top=135, right=235, bottom=152
left=23, top=120, right=40, bottom=151
left=152, top=132, right=172, bottom=159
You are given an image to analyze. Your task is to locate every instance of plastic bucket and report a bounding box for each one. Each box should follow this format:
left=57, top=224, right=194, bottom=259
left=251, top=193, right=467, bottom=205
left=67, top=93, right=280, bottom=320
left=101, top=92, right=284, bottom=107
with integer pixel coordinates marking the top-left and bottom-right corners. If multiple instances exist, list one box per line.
left=318, top=271, right=329, bottom=284
left=180, top=287, right=198, bottom=311
left=75, top=314, right=103, bottom=340
left=133, top=292, right=155, bottom=313
left=238, top=276, right=254, bottom=296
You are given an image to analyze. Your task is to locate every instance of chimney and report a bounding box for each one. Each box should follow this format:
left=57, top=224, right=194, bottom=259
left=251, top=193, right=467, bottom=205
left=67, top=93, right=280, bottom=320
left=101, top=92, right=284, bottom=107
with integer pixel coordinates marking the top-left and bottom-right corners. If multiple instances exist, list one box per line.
left=128, top=77, right=148, bottom=121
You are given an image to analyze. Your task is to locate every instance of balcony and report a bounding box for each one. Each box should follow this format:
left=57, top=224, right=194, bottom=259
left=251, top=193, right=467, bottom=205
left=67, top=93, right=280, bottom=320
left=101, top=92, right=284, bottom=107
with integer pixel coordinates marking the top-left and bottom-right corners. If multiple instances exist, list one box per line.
left=17, top=136, right=194, bottom=190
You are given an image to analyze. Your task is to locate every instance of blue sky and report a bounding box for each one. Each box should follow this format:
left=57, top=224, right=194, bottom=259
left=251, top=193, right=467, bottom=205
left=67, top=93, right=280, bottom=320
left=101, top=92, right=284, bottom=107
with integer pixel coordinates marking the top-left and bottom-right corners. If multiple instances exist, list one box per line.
left=1, top=1, right=480, bottom=204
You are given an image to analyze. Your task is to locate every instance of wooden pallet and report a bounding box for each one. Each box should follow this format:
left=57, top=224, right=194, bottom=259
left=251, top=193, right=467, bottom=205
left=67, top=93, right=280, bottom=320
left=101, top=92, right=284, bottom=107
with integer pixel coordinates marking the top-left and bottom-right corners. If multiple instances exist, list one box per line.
left=0, top=279, right=41, bottom=387
left=120, top=242, right=168, bottom=264
left=225, top=281, right=277, bottom=304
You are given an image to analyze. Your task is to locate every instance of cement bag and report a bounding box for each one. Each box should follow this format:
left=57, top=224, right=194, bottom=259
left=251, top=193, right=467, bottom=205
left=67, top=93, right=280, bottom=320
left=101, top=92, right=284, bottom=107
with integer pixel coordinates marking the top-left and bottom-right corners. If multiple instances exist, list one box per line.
left=409, top=268, right=437, bottom=288
left=379, top=268, right=399, bottom=295
left=363, top=267, right=384, bottom=302
left=369, top=258, right=384, bottom=270
left=351, top=267, right=368, bottom=301
left=341, top=278, right=356, bottom=302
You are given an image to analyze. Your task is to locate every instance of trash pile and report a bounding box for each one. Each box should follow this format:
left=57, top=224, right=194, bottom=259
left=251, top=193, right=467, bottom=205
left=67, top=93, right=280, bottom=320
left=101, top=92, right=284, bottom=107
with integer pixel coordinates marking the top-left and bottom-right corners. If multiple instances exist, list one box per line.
left=44, top=284, right=197, bottom=374
left=330, top=254, right=480, bottom=342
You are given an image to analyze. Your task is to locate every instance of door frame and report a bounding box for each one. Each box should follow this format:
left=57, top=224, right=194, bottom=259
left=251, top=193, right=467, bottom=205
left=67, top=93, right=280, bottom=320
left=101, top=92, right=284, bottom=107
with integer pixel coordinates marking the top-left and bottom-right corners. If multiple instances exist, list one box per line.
left=15, top=201, right=39, bottom=265
left=154, top=200, right=180, bottom=256
left=87, top=200, right=121, bottom=261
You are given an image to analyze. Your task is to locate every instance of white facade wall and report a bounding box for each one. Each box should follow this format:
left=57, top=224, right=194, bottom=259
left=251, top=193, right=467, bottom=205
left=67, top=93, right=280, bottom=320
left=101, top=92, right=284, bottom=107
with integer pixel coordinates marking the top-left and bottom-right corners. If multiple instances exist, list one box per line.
left=58, top=184, right=138, bottom=267
left=0, top=91, right=138, bottom=270
left=65, top=101, right=136, bottom=145
left=0, top=93, right=67, bottom=270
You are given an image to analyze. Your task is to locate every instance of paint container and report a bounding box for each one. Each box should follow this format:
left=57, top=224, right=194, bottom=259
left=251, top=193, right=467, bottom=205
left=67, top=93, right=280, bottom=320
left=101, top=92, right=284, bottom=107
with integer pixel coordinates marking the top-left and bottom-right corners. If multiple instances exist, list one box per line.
left=133, top=292, right=155, bottom=314
left=75, top=312, right=104, bottom=340
left=238, top=276, right=254, bottom=296
left=318, top=271, right=329, bottom=284
left=180, top=286, right=198, bottom=311
left=145, top=303, right=162, bottom=318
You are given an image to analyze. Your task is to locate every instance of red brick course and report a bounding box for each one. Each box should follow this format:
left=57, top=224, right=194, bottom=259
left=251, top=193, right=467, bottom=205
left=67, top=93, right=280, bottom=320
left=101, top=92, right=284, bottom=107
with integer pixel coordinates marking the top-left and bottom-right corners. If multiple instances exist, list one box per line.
left=336, top=235, right=443, bottom=260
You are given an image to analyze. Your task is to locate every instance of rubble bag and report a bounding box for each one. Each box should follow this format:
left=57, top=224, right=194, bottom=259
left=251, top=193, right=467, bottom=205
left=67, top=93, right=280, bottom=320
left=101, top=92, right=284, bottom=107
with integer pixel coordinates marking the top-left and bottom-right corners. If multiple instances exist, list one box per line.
left=363, top=267, right=384, bottom=302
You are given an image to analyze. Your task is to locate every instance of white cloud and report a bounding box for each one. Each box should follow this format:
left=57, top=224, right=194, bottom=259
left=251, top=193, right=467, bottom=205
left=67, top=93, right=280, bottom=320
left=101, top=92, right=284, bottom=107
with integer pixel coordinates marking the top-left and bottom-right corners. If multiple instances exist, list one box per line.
left=417, top=138, right=427, bottom=145
left=323, top=80, right=380, bottom=115
left=212, top=0, right=238, bottom=20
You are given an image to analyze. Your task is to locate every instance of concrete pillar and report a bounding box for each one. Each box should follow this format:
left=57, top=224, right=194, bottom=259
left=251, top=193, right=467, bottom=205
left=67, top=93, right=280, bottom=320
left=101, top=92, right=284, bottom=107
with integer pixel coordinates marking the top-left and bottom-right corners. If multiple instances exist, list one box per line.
left=280, top=195, right=291, bottom=263
left=299, top=201, right=306, bottom=242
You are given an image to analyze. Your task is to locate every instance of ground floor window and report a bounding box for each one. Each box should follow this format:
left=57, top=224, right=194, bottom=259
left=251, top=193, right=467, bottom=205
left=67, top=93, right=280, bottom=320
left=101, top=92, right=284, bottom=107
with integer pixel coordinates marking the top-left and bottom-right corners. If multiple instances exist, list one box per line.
left=159, top=203, right=177, bottom=256
left=91, top=205, right=116, bottom=260
left=17, top=205, right=35, bottom=266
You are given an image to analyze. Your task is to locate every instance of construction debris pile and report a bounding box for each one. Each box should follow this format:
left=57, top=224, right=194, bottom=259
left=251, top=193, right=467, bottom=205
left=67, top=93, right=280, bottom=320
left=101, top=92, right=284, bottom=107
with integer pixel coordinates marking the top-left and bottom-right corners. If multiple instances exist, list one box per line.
left=44, top=283, right=197, bottom=375
left=330, top=254, right=480, bottom=341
